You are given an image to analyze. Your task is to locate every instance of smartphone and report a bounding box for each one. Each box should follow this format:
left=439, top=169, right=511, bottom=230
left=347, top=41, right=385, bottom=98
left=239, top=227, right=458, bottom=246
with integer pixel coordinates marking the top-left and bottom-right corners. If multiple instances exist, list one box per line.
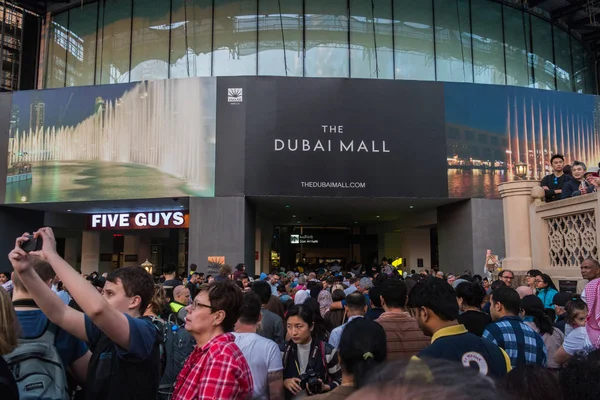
left=20, top=235, right=43, bottom=253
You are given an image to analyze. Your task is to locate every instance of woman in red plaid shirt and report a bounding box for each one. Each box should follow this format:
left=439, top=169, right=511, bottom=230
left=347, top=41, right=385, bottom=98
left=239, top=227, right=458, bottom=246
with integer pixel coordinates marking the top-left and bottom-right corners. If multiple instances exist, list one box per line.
left=172, top=281, right=253, bottom=400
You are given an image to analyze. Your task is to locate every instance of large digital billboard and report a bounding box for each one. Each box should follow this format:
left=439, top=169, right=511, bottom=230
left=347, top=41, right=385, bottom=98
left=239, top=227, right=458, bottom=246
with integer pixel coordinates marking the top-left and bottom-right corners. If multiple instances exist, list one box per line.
left=235, top=77, right=449, bottom=198
left=5, top=78, right=216, bottom=204
left=445, top=83, right=599, bottom=199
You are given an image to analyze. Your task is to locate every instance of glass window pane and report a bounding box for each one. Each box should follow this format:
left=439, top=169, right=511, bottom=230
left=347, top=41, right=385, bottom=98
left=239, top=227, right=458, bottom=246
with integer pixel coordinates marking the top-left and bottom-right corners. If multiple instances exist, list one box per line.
left=585, top=49, right=596, bottom=94
left=171, top=0, right=213, bottom=78
left=434, top=0, right=472, bottom=83
left=213, top=0, right=257, bottom=76
left=258, top=0, right=303, bottom=76
left=504, top=6, right=532, bottom=88
left=46, top=12, right=68, bottom=88
left=572, top=40, right=585, bottom=93
left=471, top=0, right=505, bottom=85
left=530, top=16, right=555, bottom=90
left=349, top=0, right=393, bottom=79
left=554, top=26, right=573, bottom=92
left=305, top=0, right=349, bottom=78
left=98, top=0, right=132, bottom=84
left=66, top=3, right=98, bottom=87
left=95, top=4, right=104, bottom=84
left=393, top=0, right=434, bottom=81
left=130, top=0, right=170, bottom=82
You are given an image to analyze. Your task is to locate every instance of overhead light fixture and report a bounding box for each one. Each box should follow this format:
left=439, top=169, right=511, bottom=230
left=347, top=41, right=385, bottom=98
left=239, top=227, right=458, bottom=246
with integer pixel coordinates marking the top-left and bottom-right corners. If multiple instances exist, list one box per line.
left=292, top=215, right=296, bottom=218
left=67, top=209, right=72, bottom=212
left=354, top=221, right=358, bottom=224
left=180, top=205, right=184, bottom=208
left=297, top=220, right=301, bottom=223
left=376, top=215, right=380, bottom=218
left=409, top=205, right=414, bottom=209
left=285, top=205, right=291, bottom=208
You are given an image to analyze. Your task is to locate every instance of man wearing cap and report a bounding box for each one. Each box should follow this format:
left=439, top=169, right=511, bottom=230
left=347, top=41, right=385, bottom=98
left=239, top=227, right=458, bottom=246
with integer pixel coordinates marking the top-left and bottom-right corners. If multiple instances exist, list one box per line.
left=562, top=161, right=596, bottom=198
left=553, top=292, right=571, bottom=334
left=170, top=285, right=190, bottom=324
left=541, top=154, right=573, bottom=202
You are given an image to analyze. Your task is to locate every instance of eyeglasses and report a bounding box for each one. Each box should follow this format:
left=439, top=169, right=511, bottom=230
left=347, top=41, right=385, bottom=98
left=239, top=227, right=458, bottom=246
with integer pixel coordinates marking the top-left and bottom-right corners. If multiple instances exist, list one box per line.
left=534, top=279, right=543, bottom=284
left=189, top=301, right=216, bottom=312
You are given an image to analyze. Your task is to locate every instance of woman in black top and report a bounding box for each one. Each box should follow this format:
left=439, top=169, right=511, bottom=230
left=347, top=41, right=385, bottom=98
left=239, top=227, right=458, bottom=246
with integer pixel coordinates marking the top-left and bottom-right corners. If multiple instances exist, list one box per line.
left=456, top=281, right=491, bottom=337
left=282, top=305, right=341, bottom=399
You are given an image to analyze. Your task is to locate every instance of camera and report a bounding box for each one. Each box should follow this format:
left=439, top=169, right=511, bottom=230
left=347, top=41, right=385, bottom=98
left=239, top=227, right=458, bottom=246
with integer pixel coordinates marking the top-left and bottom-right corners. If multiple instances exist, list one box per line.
left=299, top=370, right=322, bottom=394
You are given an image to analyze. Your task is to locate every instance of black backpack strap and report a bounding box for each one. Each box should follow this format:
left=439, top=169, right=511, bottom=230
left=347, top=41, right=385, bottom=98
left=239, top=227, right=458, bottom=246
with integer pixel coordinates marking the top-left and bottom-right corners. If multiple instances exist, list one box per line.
left=13, top=299, right=38, bottom=308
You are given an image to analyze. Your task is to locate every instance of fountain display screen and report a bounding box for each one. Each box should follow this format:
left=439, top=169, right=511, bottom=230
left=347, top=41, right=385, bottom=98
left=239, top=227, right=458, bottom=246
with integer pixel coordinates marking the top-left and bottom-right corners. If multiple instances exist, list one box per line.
left=5, top=78, right=216, bottom=204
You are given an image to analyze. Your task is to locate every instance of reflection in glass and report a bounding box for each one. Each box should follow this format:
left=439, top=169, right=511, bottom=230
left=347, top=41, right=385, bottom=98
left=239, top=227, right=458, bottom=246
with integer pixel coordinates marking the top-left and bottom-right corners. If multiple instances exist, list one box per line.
left=305, top=0, right=349, bottom=78
left=171, top=0, right=213, bottom=78
left=349, top=0, right=393, bottom=79
left=585, top=50, right=596, bottom=94
left=434, top=0, right=472, bottom=83
left=572, top=40, right=585, bottom=93
left=554, top=27, right=573, bottom=92
left=531, top=16, right=555, bottom=90
left=471, top=1, right=504, bottom=85
left=98, top=0, right=132, bottom=84
left=213, top=0, right=257, bottom=76
left=258, top=0, right=303, bottom=76
left=46, top=12, right=68, bottom=88
left=393, top=0, right=434, bottom=81
left=130, top=0, right=170, bottom=82
left=66, top=3, right=98, bottom=87
left=504, top=6, right=532, bottom=88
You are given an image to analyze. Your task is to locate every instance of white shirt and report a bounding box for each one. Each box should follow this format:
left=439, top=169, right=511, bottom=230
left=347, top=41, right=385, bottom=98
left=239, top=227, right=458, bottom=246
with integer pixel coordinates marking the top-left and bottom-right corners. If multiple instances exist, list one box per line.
left=233, top=332, right=283, bottom=400
left=563, top=326, right=592, bottom=356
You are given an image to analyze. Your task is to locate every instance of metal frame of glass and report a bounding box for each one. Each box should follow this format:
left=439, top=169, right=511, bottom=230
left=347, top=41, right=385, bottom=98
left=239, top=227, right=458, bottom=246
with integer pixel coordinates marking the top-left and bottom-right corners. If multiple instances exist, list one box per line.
left=43, top=0, right=598, bottom=94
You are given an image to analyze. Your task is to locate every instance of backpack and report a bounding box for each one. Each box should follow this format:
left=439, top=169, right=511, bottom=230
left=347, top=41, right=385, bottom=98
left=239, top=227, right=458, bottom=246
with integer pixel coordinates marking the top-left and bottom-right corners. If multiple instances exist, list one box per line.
left=148, top=315, right=196, bottom=400
left=3, top=321, right=69, bottom=400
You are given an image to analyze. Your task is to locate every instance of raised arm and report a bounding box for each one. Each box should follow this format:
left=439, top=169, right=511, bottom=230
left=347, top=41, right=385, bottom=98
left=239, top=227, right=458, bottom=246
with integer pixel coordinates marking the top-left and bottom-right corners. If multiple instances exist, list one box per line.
left=9, top=237, right=88, bottom=342
left=31, top=228, right=134, bottom=351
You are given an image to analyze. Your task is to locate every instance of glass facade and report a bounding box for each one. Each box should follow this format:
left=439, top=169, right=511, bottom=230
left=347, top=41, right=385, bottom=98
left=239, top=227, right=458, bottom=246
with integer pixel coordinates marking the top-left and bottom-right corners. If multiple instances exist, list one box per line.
left=44, top=0, right=597, bottom=94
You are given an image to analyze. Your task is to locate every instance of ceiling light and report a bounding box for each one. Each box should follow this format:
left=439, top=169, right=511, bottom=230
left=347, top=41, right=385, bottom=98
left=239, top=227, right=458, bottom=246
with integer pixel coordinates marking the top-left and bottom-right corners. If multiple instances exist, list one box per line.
left=297, top=220, right=301, bottom=223
left=67, top=209, right=72, bottom=212
left=285, top=205, right=291, bottom=208
left=376, top=215, right=380, bottom=218
left=409, top=205, right=414, bottom=209
left=180, top=205, right=184, bottom=208
left=292, top=215, right=296, bottom=218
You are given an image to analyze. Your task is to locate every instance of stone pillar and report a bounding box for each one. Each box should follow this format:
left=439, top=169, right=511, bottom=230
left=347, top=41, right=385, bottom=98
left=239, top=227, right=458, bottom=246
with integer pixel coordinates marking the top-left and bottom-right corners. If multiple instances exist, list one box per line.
left=64, top=237, right=79, bottom=270
left=81, top=231, right=100, bottom=275
left=123, top=236, right=140, bottom=267
left=498, top=180, right=540, bottom=285
left=188, top=197, right=255, bottom=275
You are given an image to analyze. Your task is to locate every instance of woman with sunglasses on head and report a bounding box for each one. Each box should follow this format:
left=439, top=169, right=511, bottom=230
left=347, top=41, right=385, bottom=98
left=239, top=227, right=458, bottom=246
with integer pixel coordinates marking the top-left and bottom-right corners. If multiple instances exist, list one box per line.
left=172, top=281, right=253, bottom=400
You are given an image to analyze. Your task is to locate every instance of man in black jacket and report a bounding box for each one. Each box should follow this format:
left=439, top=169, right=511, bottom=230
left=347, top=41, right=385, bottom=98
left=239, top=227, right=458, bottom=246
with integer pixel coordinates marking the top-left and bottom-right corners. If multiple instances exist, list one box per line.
left=541, top=154, right=572, bottom=202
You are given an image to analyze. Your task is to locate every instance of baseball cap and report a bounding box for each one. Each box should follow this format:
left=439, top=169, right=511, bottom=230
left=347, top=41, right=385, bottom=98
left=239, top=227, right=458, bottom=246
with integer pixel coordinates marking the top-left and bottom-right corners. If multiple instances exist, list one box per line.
left=552, top=292, right=571, bottom=307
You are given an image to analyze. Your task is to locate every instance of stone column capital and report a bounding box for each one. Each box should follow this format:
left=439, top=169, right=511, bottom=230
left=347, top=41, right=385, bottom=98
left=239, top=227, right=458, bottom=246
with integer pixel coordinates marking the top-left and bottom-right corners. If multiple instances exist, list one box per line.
left=498, top=180, right=541, bottom=199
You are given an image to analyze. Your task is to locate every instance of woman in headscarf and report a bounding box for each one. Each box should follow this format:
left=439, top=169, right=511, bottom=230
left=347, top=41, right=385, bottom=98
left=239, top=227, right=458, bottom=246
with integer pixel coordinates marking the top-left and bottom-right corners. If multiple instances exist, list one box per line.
left=318, top=289, right=333, bottom=317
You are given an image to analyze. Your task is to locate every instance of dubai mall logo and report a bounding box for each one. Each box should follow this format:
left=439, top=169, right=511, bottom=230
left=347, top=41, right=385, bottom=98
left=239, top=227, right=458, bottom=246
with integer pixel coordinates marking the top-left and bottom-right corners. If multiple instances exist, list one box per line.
left=228, top=88, right=243, bottom=104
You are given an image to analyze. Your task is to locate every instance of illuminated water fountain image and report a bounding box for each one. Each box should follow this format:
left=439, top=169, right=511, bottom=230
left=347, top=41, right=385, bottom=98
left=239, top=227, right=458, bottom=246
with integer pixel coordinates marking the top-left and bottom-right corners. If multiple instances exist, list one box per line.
left=446, top=84, right=600, bottom=199
left=6, top=77, right=216, bottom=203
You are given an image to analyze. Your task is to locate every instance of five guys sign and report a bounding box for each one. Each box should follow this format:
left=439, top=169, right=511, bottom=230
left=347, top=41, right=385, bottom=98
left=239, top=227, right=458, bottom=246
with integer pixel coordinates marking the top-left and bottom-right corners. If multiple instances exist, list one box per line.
left=88, top=211, right=189, bottom=230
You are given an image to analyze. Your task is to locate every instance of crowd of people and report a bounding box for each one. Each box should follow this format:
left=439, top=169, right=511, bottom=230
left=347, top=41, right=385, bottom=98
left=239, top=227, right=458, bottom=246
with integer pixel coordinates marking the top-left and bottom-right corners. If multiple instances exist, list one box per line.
left=541, top=154, right=600, bottom=202
left=1, top=228, right=600, bottom=399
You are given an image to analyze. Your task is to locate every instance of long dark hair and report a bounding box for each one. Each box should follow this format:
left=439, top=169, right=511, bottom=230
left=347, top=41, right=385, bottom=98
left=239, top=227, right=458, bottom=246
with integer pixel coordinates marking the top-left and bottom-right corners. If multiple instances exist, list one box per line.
left=538, top=274, right=558, bottom=292
left=338, top=318, right=387, bottom=389
left=521, top=295, right=554, bottom=335
left=302, top=297, right=329, bottom=341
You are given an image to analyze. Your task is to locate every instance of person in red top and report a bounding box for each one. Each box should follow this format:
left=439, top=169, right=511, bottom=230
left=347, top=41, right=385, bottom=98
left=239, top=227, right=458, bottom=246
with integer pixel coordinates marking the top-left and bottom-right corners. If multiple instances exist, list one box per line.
left=172, top=280, right=253, bottom=400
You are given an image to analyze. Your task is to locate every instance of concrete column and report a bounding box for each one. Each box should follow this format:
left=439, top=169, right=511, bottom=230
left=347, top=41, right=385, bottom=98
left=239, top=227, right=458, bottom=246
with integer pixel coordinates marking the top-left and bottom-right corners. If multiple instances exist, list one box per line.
left=188, top=196, right=255, bottom=275
left=498, top=181, right=539, bottom=274
left=81, top=231, right=100, bottom=275
left=64, top=237, right=79, bottom=270
left=138, top=236, right=151, bottom=267
left=123, top=235, right=140, bottom=267
left=98, top=233, right=113, bottom=274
